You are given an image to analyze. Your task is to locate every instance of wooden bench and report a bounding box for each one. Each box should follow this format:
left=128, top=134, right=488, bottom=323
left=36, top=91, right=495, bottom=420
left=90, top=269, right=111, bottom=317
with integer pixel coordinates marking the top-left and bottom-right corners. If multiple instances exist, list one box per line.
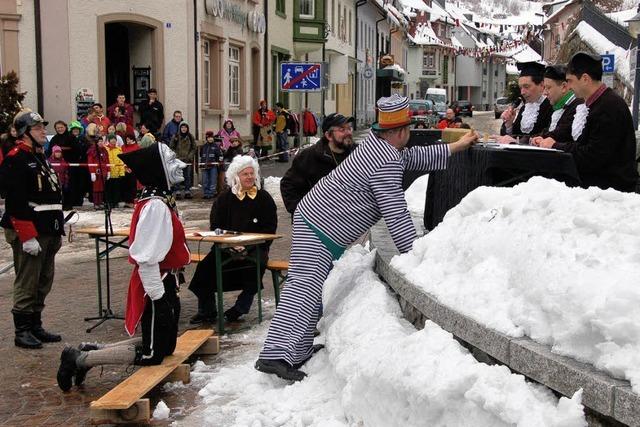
left=189, top=253, right=288, bottom=306
left=90, top=329, right=219, bottom=425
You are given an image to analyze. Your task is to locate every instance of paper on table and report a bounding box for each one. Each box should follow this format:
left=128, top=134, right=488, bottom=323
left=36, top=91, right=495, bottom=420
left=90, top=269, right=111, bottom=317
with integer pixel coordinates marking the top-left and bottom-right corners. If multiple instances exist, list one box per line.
left=192, top=231, right=219, bottom=237
left=501, top=144, right=562, bottom=152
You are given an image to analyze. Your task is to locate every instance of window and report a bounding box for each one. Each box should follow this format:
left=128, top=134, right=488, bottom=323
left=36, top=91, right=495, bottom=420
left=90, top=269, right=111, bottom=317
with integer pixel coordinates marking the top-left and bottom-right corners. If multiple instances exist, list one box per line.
left=276, top=0, right=285, bottom=15
left=348, top=10, right=352, bottom=44
left=228, top=46, right=240, bottom=108
left=423, top=52, right=435, bottom=69
left=300, top=0, right=314, bottom=19
left=203, top=41, right=210, bottom=107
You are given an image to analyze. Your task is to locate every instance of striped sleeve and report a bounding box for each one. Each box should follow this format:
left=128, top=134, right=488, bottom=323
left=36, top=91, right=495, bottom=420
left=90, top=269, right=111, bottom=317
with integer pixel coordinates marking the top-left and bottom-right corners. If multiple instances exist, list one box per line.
left=370, top=160, right=416, bottom=253
left=401, top=144, right=450, bottom=171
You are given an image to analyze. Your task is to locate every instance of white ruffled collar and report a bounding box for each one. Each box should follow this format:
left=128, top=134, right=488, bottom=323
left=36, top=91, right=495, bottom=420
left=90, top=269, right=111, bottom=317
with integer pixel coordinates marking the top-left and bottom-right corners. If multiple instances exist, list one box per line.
left=572, top=103, right=589, bottom=142
left=519, top=96, right=546, bottom=134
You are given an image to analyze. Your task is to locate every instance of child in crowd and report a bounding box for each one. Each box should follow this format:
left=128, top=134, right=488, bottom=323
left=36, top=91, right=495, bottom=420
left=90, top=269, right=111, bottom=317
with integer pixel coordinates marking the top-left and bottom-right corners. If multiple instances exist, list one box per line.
left=120, top=133, right=141, bottom=207
left=86, top=129, right=110, bottom=210
left=48, top=145, right=71, bottom=208
left=221, top=135, right=244, bottom=194
left=199, top=131, right=223, bottom=199
left=105, top=134, right=125, bottom=207
left=216, top=119, right=241, bottom=151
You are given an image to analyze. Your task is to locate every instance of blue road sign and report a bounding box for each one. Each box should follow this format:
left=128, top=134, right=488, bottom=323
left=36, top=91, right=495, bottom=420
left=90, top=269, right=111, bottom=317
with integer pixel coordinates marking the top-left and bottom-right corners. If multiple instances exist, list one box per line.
left=280, top=62, right=323, bottom=92
left=601, top=54, right=615, bottom=73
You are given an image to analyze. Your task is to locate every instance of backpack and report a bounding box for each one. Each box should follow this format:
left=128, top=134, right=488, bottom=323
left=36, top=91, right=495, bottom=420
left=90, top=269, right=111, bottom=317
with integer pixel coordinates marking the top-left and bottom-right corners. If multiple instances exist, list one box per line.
left=284, top=111, right=299, bottom=136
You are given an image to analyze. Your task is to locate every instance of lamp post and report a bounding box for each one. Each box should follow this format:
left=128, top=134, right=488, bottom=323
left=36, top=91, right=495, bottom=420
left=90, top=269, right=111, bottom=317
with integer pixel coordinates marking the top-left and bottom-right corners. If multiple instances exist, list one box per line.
left=626, top=6, right=640, bottom=129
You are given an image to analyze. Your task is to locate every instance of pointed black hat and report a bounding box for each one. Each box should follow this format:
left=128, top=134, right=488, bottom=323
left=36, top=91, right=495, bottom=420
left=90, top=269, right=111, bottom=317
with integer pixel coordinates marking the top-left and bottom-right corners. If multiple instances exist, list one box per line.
left=118, top=143, right=169, bottom=191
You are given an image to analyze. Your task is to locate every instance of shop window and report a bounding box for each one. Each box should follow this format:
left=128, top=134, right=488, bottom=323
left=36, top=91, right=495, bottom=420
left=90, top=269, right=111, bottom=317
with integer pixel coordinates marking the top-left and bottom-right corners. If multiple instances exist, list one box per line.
left=300, top=0, right=314, bottom=19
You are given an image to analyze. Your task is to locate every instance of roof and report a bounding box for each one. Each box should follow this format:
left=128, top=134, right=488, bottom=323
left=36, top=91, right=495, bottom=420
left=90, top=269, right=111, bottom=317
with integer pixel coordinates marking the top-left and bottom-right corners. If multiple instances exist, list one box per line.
left=398, top=0, right=431, bottom=12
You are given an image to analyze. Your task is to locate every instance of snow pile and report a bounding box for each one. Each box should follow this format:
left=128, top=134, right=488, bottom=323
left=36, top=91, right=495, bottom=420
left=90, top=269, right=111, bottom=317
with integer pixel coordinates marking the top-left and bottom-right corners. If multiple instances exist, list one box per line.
left=392, top=177, right=640, bottom=391
left=186, top=244, right=585, bottom=426
left=404, top=174, right=429, bottom=216
left=573, top=21, right=631, bottom=87
left=263, top=176, right=282, bottom=204
left=153, top=400, right=170, bottom=420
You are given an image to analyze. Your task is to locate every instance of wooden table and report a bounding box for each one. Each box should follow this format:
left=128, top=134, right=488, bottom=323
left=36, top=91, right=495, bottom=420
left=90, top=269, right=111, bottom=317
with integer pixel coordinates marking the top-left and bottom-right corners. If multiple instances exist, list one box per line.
left=77, top=227, right=282, bottom=334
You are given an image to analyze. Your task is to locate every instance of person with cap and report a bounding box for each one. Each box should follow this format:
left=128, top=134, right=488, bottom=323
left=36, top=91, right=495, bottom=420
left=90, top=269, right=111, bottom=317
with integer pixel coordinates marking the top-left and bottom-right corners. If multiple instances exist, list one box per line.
left=498, top=61, right=553, bottom=144
left=188, top=155, right=277, bottom=324
left=199, top=130, right=224, bottom=199
left=169, top=121, right=197, bottom=199
left=138, top=88, right=164, bottom=135
left=531, top=65, right=583, bottom=148
left=255, top=94, right=478, bottom=381
left=280, top=112, right=356, bottom=217
left=56, top=142, right=190, bottom=392
left=0, top=110, right=64, bottom=349
left=252, top=100, right=276, bottom=158
left=539, top=52, right=638, bottom=192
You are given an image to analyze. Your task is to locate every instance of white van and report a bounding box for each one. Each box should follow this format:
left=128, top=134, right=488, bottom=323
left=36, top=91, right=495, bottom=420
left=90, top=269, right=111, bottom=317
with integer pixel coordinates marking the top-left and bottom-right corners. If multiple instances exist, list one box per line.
left=426, top=88, right=447, bottom=118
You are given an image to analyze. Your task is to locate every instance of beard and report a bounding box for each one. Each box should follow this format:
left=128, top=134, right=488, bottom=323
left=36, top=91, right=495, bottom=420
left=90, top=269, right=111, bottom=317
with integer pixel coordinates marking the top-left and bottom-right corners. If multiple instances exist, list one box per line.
left=333, top=135, right=353, bottom=150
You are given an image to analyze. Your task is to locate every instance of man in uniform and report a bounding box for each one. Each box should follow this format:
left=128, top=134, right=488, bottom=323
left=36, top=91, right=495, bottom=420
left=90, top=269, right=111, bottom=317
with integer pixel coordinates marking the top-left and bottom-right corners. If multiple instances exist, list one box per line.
left=531, top=65, right=583, bottom=147
left=538, top=52, right=638, bottom=192
left=498, top=61, right=553, bottom=144
left=255, top=95, right=478, bottom=381
left=0, top=111, right=64, bottom=349
left=280, top=113, right=355, bottom=218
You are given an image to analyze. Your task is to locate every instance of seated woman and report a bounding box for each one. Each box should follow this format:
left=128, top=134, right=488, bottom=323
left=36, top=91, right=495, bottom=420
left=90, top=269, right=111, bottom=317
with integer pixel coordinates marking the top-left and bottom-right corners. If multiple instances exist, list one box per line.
left=189, top=155, right=277, bottom=323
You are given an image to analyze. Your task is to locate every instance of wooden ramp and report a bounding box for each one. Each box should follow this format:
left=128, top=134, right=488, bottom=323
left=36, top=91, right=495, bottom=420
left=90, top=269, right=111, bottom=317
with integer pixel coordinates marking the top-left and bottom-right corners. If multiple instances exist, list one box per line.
left=90, top=329, right=219, bottom=425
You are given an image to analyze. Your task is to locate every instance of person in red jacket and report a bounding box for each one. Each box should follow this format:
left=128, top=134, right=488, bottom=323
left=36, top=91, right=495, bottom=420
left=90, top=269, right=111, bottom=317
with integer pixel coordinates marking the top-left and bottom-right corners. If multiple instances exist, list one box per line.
left=86, top=125, right=110, bottom=209
left=251, top=100, right=276, bottom=158
left=107, top=93, right=135, bottom=127
left=436, top=108, right=457, bottom=129
left=56, top=142, right=190, bottom=392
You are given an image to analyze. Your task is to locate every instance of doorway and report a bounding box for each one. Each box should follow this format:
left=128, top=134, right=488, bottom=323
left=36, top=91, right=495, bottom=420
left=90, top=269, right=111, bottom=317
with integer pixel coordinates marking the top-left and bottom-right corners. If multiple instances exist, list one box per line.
left=105, top=23, right=130, bottom=105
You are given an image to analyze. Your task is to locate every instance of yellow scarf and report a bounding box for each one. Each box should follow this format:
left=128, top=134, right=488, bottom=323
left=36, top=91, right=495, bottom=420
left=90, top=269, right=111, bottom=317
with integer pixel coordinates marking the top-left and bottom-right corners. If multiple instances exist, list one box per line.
left=236, top=186, right=257, bottom=200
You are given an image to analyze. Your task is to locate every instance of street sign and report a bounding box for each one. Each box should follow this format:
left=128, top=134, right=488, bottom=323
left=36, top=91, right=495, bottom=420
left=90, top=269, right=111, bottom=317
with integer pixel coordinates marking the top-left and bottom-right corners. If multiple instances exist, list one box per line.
left=601, top=54, right=615, bottom=73
left=280, top=62, right=324, bottom=92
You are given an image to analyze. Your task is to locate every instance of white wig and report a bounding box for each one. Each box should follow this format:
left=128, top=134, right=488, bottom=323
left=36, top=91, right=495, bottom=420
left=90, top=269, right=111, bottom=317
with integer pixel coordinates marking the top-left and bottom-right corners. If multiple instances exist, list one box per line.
left=226, top=155, right=261, bottom=195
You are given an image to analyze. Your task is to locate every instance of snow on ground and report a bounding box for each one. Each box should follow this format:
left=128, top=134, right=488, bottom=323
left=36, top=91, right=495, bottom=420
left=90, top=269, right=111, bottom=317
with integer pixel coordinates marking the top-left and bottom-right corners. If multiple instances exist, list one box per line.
left=392, top=177, right=640, bottom=391
left=182, top=245, right=586, bottom=426
left=263, top=176, right=283, bottom=205
left=405, top=174, right=429, bottom=216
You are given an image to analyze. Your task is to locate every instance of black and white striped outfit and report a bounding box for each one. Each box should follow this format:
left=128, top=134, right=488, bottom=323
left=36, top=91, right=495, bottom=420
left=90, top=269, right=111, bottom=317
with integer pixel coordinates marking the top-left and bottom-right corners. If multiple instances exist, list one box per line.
left=259, top=130, right=450, bottom=366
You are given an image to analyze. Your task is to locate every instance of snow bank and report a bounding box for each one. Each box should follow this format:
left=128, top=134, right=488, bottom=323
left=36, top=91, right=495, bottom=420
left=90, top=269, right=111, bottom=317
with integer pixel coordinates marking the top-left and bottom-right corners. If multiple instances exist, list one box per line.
left=187, top=244, right=585, bottom=426
left=263, top=176, right=282, bottom=204
left=574, top=21, right=631, bottom=87
left=404, top=174, right=429, bottom=216
left=392, top=177, right=640, bottom=391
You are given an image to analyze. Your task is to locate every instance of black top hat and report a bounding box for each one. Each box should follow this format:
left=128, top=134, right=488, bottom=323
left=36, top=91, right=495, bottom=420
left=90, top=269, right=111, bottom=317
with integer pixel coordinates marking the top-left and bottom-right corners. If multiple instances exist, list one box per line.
left=516, top=61, right=546, bottom=78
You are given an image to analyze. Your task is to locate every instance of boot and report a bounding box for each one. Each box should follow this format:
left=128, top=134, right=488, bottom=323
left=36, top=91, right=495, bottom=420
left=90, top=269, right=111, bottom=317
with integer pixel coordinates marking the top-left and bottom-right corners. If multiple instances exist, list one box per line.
left=31, top=312, right=61, bottom=343
left=13, top=312, right=42, bottom=349
left=255, top=359, right=306, bottom=382
left=190, top=297, right=217, bottom=324
left=292, top=344, right=325, bottom=369
left=74, top=343, right=99, bottom=386
left=57, top=346, right=80, bottom=392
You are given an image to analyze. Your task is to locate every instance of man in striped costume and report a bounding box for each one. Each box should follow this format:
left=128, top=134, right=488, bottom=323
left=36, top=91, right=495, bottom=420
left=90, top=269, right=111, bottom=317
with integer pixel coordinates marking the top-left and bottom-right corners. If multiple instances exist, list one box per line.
left=256, top=94, right=478, bottom=381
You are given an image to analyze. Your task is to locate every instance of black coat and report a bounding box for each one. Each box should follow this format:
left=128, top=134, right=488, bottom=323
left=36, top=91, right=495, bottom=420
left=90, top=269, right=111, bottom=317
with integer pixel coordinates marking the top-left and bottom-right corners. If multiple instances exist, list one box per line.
left=139, top=100, right=165, bottom=133
left=280, top=138, right=353, bottom=214
left=500, top=98, right=553, bottom=137
left=553, top=87, right=638, bottom=192
left=188, top=188, right=278, bottom=297
left=543, top=97, right=583, bottom=143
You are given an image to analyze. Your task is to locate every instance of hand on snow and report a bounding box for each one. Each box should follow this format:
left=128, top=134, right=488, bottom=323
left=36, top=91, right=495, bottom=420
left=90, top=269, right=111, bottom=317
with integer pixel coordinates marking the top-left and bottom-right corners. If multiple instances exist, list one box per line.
left=22, top=238, right=42, bottom=256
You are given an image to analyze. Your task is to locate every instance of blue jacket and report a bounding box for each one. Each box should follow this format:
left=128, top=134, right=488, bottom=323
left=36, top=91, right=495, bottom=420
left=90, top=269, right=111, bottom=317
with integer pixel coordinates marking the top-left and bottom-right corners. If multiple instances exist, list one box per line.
left=199, top=143, right=223, bottom=169
left=162, top=119, right=182, bottom=143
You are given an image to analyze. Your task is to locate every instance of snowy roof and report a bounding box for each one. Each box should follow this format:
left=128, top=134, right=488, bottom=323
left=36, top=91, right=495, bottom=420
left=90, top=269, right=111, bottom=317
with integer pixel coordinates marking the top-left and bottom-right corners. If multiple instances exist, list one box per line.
left=544, top=0, right=578, bottom=24
left=409, top=22, right=443, bottom=46
left=385, top=3, right=409, bottom=29
left=506, top=62, right=519, bottom=75
left=573, top=21, right=631, bottom=87
left=451, top=35, right=463, bottom=49
left=606, top=8, right=637, bottom=28
left=398, top=0, right=430, bottom=12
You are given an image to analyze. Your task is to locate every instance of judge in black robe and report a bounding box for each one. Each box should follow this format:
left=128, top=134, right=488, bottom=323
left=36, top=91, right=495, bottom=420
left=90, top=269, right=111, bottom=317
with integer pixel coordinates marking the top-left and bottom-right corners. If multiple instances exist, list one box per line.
left=189, top=156, right=278, bottom=322
left=550, top=52, right=638, bottom=192
left=498, top=61, right=553, bottom=143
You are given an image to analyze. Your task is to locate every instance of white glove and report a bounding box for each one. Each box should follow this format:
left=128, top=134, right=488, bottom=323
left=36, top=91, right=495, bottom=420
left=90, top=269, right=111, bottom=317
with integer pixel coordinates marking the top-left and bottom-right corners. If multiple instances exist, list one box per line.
left=91, top=173, right=96, bottom=182
left=137, top=262, right=165, bottom=301
left=22, top=238, right=42, bottom=256
left=107, top=172, right=111, bottom=180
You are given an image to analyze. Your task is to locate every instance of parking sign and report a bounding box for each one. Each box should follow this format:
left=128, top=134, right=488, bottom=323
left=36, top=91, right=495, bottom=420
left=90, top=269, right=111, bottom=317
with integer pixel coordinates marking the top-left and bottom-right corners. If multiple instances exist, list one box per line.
left=601, top=54, right=615, bottom=73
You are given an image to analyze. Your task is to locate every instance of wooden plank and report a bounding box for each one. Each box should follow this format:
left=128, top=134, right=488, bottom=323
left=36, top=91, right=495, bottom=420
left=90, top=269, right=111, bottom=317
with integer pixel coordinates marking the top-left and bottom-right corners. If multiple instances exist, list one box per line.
left=90, top=398, right=150, bottom=425
left=193, top=336, right=220, bottom=355
left=190, top=253, right=206, bottom=263
left=163, top=364, right=190, bottom=384
left=91, top=329, right=213, bottom=410
left=76, top=227, right=130, bottom=237
left=267, top=260, right=289, bottom=271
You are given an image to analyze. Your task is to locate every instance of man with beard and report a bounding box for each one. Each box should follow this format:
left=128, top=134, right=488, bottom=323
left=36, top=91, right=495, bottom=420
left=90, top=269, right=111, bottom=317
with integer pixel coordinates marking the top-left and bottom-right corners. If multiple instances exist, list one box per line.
left=280, top=113, right=355, bottom=218
left=531, top=65, right=583, bottom=147
left=56, top=143, right=190, bottom=391
left=498, top=61, right=553, bottom=144
left=542, top=52, right=638, bottom=192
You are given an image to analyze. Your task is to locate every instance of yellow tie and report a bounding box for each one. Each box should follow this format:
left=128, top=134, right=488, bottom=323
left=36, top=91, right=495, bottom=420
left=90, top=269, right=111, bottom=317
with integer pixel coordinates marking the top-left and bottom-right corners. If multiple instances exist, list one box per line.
left=237, top=186, right=258, bottom=201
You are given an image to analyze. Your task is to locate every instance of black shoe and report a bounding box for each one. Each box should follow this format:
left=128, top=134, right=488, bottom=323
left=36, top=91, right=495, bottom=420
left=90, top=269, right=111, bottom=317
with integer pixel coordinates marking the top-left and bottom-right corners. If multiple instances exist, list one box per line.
left=74, top=344, right=98, bottom=386
left=255, top=359, right=307, bottom=382
left=31, top=312, right=61, bottom=343
left=224, top=307, right=243, bottom=322
left=292, top=344, right=325, bottom=369
left=313, top=328, right=321, bottom=337
left=57, top=347, right=80, bottom=392
left=190, top=312, right=217, bottom=324
left=13, top=312, right=42, bottom=349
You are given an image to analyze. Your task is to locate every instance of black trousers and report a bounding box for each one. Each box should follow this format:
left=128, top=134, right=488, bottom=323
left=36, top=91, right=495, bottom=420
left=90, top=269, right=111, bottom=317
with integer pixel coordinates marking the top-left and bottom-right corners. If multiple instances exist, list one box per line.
left=135, top=273, right=181, bottom=366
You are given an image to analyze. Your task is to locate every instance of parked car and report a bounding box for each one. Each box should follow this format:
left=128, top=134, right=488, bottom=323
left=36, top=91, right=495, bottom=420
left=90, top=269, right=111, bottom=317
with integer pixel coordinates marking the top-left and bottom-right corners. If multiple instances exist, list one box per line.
left=494, top=97, right=510, bottom=119
left=409, top=100, right=438, bottom=128
left=451, top=100, right=473, bottom=117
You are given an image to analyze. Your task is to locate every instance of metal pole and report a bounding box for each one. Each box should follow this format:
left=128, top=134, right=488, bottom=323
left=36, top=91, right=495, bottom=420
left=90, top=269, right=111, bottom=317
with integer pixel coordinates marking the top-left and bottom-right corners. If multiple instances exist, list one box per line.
left=633, top=37, right=640, bottom=130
